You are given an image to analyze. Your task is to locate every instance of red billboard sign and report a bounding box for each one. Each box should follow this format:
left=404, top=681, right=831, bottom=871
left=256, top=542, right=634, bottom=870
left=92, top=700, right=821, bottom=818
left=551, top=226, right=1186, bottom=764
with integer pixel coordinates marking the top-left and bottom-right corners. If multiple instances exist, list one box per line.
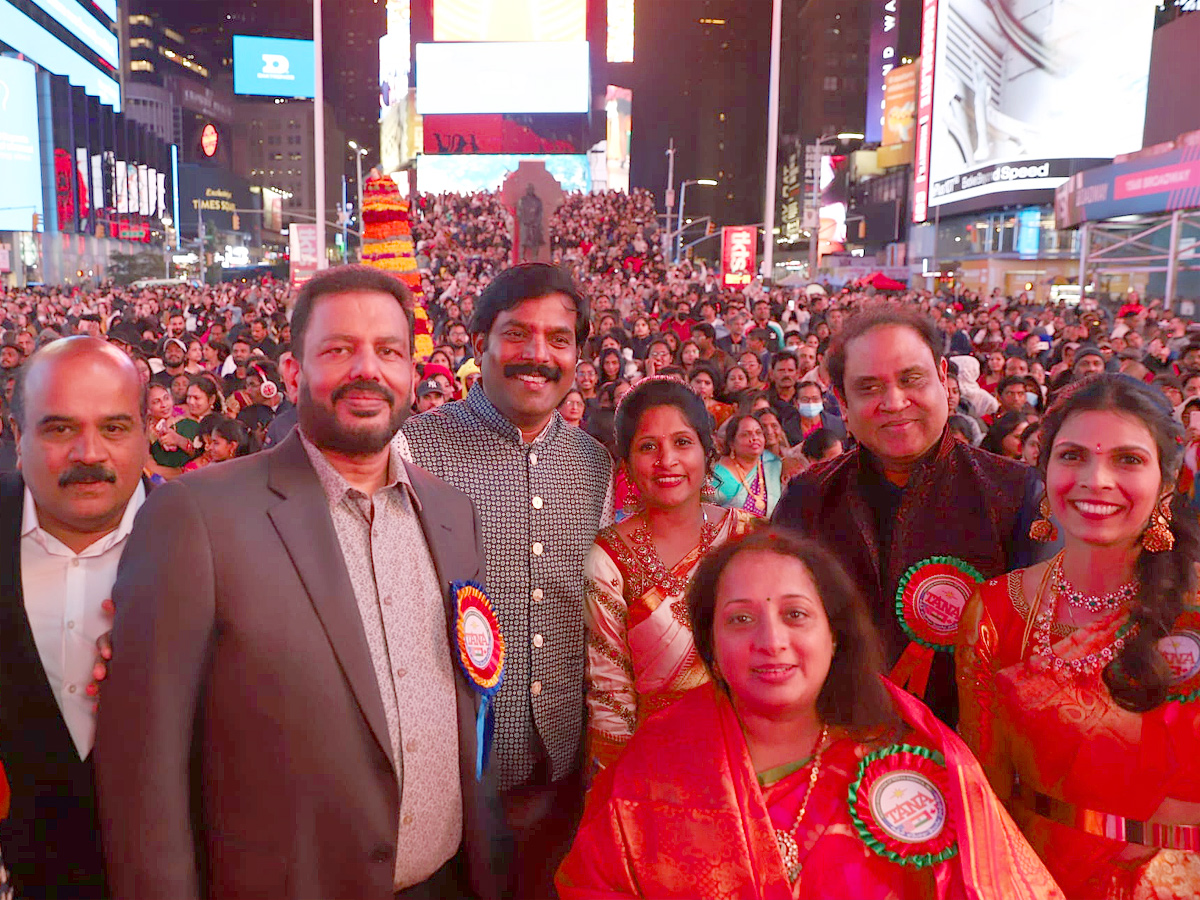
left=912, top=0, right=938, bottom=222
left=721, top=225, right=757, bottom=288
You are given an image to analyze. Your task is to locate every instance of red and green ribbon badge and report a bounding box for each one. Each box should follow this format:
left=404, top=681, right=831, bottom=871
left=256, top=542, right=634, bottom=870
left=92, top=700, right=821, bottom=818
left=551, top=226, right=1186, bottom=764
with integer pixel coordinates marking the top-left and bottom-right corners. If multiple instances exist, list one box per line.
left=889, top=556, right=982, bottom=697
left=1159, top=608, right=1200, bottom=704
left=452, top=580, right=506, bottom=780
left=847, top=744, right=958, bottom=868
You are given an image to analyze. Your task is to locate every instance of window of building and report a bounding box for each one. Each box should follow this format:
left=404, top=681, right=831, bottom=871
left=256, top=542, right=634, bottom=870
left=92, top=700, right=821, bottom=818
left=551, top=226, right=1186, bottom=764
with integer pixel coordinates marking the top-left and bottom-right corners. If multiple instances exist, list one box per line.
left=271, top=152, right=283, bottom=160
left=289, top=153, right=301, bottom=160
left=130, top=37, right=153, bottom=48
left=131, top=60, right=154, bottom=72
left=823, top=76, right=838, bottom=91
left=268, top=136, right=281, bottom=145
left=129, top=14, right=151, bottom=25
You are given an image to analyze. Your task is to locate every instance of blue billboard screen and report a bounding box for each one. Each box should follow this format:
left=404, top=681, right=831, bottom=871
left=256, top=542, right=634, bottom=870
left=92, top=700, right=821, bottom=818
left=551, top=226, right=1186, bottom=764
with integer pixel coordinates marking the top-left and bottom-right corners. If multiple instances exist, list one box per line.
left=233, top=36, right=316, bottom=98
left=0, top=1, right=120, bottom=109
left=0, top=58, right=45, bottom=232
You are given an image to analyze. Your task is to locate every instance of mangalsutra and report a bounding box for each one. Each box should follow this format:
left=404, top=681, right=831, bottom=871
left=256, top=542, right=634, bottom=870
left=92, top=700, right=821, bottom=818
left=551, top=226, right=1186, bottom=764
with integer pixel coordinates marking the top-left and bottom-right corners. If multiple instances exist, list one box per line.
left=774, top=724, right=829, bottom=885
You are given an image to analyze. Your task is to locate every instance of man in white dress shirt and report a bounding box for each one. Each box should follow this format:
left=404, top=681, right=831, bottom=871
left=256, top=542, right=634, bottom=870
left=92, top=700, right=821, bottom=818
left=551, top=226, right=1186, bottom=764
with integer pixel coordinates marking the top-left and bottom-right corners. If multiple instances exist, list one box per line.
left=0, top=337, right=148, bottom=898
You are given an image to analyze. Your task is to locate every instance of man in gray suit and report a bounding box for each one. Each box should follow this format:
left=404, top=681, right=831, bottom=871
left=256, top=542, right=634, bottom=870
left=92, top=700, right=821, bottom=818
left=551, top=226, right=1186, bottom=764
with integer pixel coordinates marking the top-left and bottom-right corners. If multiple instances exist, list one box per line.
left=95, top=266, right=509, bottom=899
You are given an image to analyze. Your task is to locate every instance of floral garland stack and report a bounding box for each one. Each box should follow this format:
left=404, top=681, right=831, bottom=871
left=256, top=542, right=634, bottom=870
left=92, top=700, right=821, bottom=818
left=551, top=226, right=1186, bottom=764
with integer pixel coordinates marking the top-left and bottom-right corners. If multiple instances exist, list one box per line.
left=360, top=174, right=433, bottom=359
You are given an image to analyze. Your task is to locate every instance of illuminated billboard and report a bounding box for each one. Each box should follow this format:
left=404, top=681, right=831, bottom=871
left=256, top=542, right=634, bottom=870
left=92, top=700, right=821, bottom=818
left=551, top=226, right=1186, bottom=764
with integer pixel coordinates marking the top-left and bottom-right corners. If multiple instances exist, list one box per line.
left=417, top=154, right=590, bottom=193
left=608, top=0, right=634, bottom=63
left=433, top=0, right=585, bottom=42
left=605, top=86, right=632, bottom=193
left=233, top=36, right=316, bottom=98
left=919, top=0, right=1158, bottom=221
left=416, top=42, right=589, bottom=115
left=0, top=58, right=44, bottom=232
left=26, top=0, right=119, bottom=68
left=423, top=114, right=588, bottom=154
left=866, top=0, right=899, bottom=144
left=0, top=1, right=120, bottom=109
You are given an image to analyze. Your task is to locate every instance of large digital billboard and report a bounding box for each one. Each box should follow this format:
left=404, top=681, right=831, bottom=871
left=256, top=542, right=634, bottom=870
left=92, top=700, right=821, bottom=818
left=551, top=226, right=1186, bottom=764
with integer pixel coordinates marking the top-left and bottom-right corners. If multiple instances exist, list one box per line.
left=423, top=114, right=588, bottom=154
left=607, top=0, right=634, bottom=63
left=918, top=0, right=1158, bottom=220
left=233, top=36, right=316, bottom=98
left=417, top=154, right=590, bottom=193
left=26, top=0, right=119, bottom=68
left=0, top=58, right=45, bottom=232
left=605, top=86, right=632, bottom=193
left=0, top=1, right=120, bottom=109
left=433, top=0, right=585, bottom=42
left=416, top=42, right=589, bottom=115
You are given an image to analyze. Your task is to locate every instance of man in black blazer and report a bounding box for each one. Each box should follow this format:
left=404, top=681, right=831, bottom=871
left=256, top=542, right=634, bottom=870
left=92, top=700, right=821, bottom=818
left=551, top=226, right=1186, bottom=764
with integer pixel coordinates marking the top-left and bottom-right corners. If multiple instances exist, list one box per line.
left=0, top=338, right=149, bottom=898
left=96, top=266, right=510, bottom=899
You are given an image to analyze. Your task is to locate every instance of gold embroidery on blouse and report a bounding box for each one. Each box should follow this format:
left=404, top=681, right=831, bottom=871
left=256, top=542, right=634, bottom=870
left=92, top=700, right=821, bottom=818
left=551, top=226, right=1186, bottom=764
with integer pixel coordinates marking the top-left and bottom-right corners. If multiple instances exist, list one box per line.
left=587, top=629, right=634, bottom=678
left=1008, top=569, right=1072, bottom=637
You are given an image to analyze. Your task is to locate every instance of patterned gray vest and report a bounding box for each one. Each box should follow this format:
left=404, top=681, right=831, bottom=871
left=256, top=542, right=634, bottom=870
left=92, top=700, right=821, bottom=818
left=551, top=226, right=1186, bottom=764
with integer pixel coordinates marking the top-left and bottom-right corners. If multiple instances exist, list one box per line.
left=401, top=384, right=611, bottom=790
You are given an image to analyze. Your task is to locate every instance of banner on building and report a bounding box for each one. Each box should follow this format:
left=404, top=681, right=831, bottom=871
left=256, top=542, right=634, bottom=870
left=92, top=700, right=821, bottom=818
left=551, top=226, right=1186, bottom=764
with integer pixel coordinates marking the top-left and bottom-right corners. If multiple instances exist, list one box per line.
left=289, top=223, right=321, bottom=286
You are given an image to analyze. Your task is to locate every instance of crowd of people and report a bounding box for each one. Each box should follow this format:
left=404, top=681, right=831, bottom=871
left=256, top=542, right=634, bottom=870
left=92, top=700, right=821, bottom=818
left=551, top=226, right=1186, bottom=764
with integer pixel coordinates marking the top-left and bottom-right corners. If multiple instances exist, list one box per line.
left=0, top=185, right=1198, bottom=900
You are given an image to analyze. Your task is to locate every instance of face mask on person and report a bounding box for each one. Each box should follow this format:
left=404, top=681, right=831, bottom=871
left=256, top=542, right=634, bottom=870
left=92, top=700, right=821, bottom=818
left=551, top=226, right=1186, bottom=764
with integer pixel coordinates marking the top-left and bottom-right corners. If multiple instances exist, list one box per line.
left=1025, top=391, right=1040, bottom=409
left=798, top=401, right=824, bottom=418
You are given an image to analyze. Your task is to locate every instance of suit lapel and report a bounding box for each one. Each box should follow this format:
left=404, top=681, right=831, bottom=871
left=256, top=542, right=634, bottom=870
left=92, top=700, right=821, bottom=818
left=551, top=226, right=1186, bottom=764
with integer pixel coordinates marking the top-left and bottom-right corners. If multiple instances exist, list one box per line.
left=264, top=434, right=393, bottom=765
left=0, top=474, right=81, bottom=762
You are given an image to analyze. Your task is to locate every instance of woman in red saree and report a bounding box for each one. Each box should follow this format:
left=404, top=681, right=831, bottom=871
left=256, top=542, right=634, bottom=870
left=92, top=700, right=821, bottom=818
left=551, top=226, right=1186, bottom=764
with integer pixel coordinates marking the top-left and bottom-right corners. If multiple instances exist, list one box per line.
left=1, top=760, right=10, bottom=900
left=957, top=374, right=1200, bottom=899
left=560, top=529, right=1061, bottom=899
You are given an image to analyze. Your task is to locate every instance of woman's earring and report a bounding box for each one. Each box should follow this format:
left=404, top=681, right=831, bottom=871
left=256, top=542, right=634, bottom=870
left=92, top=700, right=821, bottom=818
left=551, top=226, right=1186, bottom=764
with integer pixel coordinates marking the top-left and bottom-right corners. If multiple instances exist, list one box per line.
left=1142, top=497, right=1175, bottom=553
left=1029, top=493, right=1057, bottom=543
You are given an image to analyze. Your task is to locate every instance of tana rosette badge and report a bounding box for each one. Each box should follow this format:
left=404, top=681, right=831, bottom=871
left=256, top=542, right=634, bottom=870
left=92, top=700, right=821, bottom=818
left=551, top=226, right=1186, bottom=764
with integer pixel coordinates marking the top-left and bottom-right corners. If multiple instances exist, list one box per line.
left=889, top=557, right=982, bottom=697
left=452, top=580, right=506, bottom=779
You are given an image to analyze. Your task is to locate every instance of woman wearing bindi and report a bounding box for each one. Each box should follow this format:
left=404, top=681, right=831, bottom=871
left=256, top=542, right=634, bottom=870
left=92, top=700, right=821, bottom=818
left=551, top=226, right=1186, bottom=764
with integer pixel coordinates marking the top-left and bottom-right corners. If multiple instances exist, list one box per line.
left=957, top=373, right=1200, bottom=899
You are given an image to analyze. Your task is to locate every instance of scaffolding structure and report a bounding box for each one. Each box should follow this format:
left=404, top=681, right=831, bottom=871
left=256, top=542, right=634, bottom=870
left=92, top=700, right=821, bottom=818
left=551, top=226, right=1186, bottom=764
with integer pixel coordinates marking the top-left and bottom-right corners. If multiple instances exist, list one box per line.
left=1078, top=210, right=1200, bottom=309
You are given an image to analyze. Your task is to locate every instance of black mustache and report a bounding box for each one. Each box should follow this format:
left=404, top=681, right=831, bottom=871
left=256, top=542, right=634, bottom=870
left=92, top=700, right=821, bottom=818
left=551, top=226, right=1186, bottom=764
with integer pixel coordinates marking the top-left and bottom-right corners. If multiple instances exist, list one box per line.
left=332, top=380, right=396, bottom=406
left=60, top=464, right=117, bottom=487
left=504, top=364, right=562, bottom=382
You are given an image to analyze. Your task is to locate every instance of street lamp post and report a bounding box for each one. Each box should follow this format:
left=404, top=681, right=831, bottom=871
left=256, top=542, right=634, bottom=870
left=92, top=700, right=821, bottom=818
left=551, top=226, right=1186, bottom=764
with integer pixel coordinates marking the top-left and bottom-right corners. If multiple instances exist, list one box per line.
left=808, top=132, right=863, bottom=277
left=348, top=141, right=368, bottom=261
left=676, top=178, right=717, bottom=264
left=762, top=0, right=783, bottom=281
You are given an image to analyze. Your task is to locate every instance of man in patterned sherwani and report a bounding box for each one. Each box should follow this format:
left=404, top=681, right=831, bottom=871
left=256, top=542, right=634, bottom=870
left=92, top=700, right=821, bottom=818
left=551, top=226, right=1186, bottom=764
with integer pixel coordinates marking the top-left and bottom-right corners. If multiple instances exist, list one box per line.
left=402, top=263, right=612, bottom=898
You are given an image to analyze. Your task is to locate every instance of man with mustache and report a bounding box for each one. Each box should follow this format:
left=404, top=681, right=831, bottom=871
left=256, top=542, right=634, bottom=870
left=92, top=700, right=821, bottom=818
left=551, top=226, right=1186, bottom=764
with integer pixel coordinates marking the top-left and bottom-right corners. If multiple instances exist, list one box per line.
left=401, top=263, right=611, bottom=899
left=97, top=266, right=508, bottom=899
left=773, top=306, right=1041, bottom=726
left=0, top=336, right=148, bottom=898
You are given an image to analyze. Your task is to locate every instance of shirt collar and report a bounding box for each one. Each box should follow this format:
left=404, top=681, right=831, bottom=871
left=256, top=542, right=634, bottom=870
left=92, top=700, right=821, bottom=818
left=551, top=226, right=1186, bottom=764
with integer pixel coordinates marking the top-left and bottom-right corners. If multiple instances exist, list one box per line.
left=21, top=479, right=147, bottom=556
left=466, top=381, right=560, bottom=446
left=298, top=428, right=421, bottom=510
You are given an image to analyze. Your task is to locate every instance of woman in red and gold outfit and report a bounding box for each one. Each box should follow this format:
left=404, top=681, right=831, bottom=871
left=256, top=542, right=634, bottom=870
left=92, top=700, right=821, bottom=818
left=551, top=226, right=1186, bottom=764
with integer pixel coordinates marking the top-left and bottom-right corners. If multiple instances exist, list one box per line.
left=584, top=378, right=754, bottom=772
left=957, top=373, right=1200, bottom=899
left=1, top=760, right=10, bottom=900
left=562, top=528, right=1061, bottom=899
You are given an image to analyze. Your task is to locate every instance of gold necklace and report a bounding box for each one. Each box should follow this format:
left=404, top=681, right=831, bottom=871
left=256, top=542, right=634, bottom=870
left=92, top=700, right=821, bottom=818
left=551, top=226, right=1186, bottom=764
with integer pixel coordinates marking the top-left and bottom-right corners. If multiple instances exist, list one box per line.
left=774, top=724, right=829, bottom=885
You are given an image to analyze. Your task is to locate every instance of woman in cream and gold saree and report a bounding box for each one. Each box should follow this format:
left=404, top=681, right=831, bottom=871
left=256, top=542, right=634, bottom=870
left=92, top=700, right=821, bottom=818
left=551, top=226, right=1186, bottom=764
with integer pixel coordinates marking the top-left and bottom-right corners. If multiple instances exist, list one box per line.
left=584, top=378, right=755, bottom=772
left=561, top=529, right=1061, bottom=899
left=958, top=374, right=1200, bottom=899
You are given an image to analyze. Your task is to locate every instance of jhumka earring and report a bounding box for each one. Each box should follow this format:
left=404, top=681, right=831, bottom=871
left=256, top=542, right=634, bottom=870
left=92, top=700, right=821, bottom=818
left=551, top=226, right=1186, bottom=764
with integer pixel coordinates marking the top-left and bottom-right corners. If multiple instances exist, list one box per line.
left=1142, top=498, right=1175, bottom=553
left=1029, top=493, right=1057, bottom=543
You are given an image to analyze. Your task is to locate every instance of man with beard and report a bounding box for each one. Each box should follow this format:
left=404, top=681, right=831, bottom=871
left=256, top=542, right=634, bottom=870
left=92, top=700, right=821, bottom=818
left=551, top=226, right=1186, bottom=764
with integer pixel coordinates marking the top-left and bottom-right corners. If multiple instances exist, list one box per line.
left=151, top=337, right=187, bottom=389
left=97, top=266, right=509, bottom=899
left=0, top=337, right=148, bottom=898
left=401, top=263, right=611, bottom=899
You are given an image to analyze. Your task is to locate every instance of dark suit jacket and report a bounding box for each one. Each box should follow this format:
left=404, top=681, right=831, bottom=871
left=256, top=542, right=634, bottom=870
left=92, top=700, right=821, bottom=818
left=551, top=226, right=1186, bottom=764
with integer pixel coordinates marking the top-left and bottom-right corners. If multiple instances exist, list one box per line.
left=0, top=472, right=109, bottom=899
left=95, top=431, right=510, bottom=899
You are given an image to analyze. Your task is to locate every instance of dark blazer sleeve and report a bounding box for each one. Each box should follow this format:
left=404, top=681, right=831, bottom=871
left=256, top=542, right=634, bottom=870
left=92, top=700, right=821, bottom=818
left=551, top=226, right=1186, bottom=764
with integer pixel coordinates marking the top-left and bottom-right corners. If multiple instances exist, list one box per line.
left=95, top=479, right=216, bottom=900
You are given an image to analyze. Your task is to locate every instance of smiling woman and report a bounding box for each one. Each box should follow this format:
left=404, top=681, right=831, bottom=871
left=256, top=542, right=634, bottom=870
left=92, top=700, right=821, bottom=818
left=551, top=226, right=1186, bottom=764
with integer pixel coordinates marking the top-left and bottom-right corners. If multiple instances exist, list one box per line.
left=560, top=529, right=1062, bottom=899
left=958, top=374, right=1200, bottom=899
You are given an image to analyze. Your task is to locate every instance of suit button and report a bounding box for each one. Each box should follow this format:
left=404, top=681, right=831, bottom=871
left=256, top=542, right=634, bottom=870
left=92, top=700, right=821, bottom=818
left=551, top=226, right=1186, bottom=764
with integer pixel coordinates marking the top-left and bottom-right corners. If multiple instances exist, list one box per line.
left=532, top=496, right=543, bottom=509
left=532, top=588, right=544, bottom=601
left=531, top=681, right=542, bottom=696
left=529, top=453, right=538, bottom=465
left=532, top=542, right=544, bottom=556
left=370, top=843, right=393, bottom=863
left=533, top=634, right=544, bottom=648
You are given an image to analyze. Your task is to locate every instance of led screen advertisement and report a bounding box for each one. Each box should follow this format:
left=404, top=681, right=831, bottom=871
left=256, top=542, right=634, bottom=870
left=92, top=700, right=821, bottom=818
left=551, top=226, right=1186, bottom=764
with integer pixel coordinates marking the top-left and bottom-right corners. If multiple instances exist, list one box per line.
left=433, top=0, right=585, bottom=42
left=918, top=0, right=1158, bottom=221
left=605, top=86, right=632, bottom=193
left=233, top=36, right=316, bottom=98
left=416, top=42, right=589, bottom=115
left=423, top=114, right=588, bottom=154
left=866, top=0, right=900, bottom=144
left=1055, top=143, right=1200, bottom=228
left=607, top=0, right=634, bottom=63
left=417, top=154, right=590, bottom=193
left=0, top=1, right=119, bottom=109
left=0, top=58, right=45, bottom=232
left=722, top=226, right=757, bottom=289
